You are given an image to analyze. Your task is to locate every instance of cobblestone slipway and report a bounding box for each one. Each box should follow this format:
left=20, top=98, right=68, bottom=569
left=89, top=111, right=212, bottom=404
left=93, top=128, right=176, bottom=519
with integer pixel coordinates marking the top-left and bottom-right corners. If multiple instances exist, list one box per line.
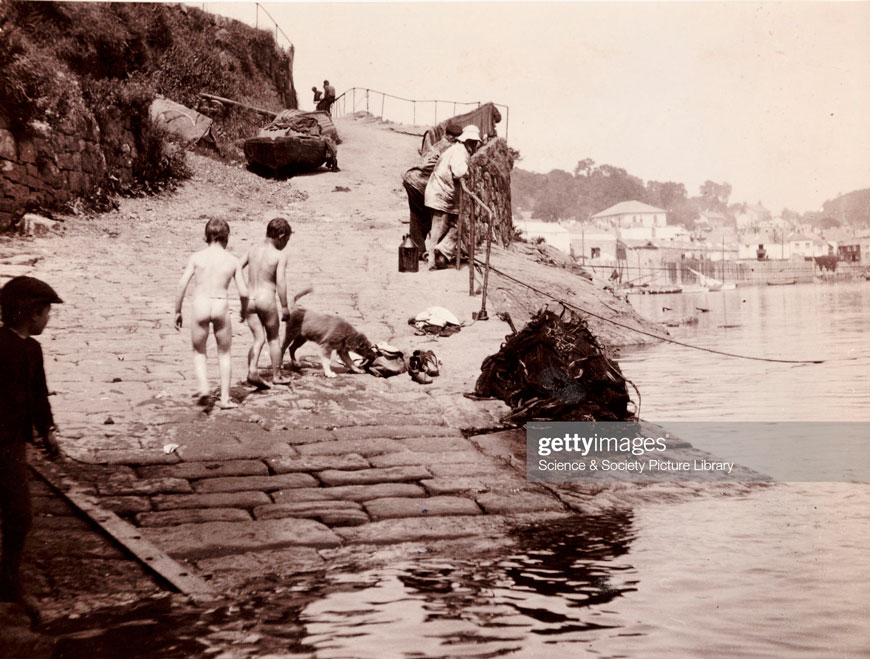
left=2, top=116, right=586, bottom=603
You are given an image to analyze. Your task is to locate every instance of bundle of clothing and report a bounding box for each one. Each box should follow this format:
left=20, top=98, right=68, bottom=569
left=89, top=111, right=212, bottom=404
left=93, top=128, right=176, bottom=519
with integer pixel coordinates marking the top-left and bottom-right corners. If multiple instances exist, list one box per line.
left=474, top=308, right=635, bottom=423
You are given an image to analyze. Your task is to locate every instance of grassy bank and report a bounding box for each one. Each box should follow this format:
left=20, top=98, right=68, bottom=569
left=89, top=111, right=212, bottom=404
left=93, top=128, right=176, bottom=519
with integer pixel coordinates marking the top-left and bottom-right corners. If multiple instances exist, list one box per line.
left=0, top=1, right=294, bottom=199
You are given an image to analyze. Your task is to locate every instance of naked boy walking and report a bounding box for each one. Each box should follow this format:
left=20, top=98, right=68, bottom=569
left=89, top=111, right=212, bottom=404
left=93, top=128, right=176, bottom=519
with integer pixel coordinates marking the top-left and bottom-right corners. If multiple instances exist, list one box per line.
left=241, top=216, right=293, bottom=388
left=174, top=218, right=248, bottom=409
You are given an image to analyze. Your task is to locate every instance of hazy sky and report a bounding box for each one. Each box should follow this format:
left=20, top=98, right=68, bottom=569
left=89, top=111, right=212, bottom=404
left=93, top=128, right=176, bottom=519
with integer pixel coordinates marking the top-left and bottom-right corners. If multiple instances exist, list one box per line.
left=199, top=2, right=870, bottom=213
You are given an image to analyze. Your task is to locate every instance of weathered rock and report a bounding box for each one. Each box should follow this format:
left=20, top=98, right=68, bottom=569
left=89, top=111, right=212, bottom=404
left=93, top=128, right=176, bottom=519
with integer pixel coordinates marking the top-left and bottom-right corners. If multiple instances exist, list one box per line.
left=333, top=515, right=509, bottom=545
left=135, top=508, right=252, bottom=526
left=177, top=440, right=295, bottom=462
left=138, top=460, right=270, bottom=481
left=364, top=496, right=482, bottom=520
left=475, top=492, right=565, bottom=514
left=421, top=478, right=491, bottom=495
left=21, top=213, right=61, bottom=237
left=271, top=482, right=426, bottom=504
left=297, top=438, right=403, bottom=457
left=192, top=473, right=317, bottom=493
left=332, top=425, right=462, bottom=441
left=96, top=475, right=192, bottom=496
left=316, top=466, right=431, bottom=486
left=267, top=454, right=369, bottom=473
left=151, top=491, right=271, bottom=511
left=143, top=518, right=342, bottom=558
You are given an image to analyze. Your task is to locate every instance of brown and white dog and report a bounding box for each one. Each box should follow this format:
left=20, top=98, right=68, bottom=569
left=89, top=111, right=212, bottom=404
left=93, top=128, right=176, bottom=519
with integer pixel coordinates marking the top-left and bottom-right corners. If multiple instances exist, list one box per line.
left=281, top=288, right=376, bottom=378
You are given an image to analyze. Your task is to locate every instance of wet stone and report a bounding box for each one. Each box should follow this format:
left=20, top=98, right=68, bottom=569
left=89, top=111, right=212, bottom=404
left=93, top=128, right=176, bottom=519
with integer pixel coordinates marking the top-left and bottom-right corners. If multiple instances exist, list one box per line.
left=143, top=518, right=342, bottom=558
left=475, top=492, right=566, bottom=514
left=364, top=496, right=482, bottom=520
left=334, top=516, right=508, bottom=545
left=135, top=508, right=253, bottom=527
left=138, top=460, right=269, bottom=480
left=151, top=491, right=271, bottom=511
left=268, top=454, right=370, bottom=473
left=254, top=501, right=369, bottom=526
left=272, top=482, right=426, bottom=504
left=193, top=473, right=317, bottom=493
left=317, top=466, right=431, bottom=486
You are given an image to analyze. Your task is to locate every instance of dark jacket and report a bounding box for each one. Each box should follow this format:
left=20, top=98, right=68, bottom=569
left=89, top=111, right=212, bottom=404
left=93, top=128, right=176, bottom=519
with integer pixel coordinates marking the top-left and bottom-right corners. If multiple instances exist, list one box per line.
left=0, top=326, right=53, bottom=444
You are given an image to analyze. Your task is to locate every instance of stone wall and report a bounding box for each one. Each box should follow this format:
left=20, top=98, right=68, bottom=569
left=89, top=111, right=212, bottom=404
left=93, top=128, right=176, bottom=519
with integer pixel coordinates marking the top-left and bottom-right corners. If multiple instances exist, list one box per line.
left=0, top=109, right=138, bottom=232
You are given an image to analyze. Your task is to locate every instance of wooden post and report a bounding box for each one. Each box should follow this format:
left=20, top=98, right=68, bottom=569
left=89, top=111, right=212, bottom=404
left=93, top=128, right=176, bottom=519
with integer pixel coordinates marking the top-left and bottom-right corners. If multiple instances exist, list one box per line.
left=468, top=199, right=476, bottom=295
left=366, top=88, right=369, bottom=113
left=456, top=191, right=463, bottom=270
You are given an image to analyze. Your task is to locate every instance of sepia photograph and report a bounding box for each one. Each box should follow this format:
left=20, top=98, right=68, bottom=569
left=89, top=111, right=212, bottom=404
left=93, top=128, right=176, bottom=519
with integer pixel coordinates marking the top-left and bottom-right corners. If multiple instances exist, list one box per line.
left=1, top=1, right=868, bottom=656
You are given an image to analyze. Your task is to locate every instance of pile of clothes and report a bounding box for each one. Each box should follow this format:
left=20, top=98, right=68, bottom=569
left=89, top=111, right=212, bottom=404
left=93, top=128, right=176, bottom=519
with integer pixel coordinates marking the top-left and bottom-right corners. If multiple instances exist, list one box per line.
left=474, top=308, right=635, bottom=423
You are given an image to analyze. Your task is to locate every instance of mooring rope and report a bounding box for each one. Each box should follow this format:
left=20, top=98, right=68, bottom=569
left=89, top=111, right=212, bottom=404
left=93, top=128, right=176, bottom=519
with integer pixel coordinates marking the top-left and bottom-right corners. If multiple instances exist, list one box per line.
left=476, top=259, right=826, bottom=365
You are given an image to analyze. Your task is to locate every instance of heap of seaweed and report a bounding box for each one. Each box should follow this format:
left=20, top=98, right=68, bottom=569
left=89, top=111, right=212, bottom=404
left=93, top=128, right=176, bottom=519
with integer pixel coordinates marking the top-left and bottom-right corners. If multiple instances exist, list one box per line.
left=474, top=308, right=635, bottom=423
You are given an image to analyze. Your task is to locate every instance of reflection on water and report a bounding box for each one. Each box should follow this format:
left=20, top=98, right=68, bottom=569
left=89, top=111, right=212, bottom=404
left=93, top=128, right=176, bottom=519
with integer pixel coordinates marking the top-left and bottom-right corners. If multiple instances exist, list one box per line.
left=302, top=513, right=637, bottom=657
left=620, top=281, right=870, bottom=421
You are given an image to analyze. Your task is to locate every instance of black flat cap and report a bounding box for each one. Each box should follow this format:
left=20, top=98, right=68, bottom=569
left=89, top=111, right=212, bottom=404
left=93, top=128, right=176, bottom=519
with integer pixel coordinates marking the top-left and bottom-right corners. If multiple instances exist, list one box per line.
left=0, top=276, right=63, bottom=305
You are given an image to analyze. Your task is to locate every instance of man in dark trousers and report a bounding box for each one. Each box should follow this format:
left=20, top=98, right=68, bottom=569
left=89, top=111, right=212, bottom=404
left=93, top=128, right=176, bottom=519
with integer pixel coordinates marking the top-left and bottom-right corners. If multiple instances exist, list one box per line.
left=402, top=121, right=462, bottom=255
left=0, top=276, right=62, bottom=619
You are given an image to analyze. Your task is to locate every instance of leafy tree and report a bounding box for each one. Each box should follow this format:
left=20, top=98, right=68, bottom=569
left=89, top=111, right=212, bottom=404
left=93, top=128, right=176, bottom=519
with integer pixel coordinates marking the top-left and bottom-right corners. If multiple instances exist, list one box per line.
left=699, top=180, right=732, bottom=210
left=532, top=169, right=576, bottom=221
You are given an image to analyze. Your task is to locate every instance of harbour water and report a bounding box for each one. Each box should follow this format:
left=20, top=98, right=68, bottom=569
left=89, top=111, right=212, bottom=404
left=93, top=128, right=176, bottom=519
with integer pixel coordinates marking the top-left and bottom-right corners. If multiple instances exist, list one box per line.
left=48, top=282, right=870, bottom=657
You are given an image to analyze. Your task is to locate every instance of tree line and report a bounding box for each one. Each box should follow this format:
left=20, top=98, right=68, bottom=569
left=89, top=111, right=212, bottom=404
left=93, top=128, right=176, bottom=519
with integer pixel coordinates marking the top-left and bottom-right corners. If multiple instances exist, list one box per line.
left=511, top=158, right=870, bottom=229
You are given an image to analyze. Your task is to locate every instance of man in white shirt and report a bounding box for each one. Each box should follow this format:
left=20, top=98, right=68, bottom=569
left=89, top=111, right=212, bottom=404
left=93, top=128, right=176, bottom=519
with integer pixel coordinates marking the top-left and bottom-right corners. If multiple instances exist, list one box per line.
left=424, top=125, right=481, bottom=269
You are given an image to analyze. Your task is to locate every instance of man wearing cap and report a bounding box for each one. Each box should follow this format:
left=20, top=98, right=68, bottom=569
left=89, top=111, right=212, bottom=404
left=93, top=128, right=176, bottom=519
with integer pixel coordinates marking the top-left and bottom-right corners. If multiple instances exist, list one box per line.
left=424, top=124, right=482, bottom=269
left=0, top=276, right=62, bottom=615
left=402, top=121, right=462, bottom=254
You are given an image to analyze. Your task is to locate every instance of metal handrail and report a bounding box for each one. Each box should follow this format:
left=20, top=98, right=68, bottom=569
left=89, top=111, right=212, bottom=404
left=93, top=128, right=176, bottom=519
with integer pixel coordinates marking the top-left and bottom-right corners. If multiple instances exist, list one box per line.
left=331, top=87, right=509, bottom=140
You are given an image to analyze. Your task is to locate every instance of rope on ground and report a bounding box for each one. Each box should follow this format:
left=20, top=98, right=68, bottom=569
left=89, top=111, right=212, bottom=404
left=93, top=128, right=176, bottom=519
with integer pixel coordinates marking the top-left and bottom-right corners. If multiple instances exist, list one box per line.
left=476, top=259, right=826, bottom=365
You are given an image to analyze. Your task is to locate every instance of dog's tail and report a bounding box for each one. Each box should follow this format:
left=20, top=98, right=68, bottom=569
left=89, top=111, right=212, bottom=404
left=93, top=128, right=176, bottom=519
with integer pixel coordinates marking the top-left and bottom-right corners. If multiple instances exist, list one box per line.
left=293, top=286, right=313, bottom=304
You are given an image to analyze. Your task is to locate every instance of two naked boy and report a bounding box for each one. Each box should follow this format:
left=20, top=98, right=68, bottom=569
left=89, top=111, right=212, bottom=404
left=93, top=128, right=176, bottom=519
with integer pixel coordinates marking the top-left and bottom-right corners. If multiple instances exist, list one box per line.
left=174, top=217, right=293, bottom=408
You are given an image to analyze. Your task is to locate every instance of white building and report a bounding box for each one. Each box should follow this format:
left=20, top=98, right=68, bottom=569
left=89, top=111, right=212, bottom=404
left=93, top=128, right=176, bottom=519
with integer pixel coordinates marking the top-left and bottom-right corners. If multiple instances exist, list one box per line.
left=515, top=218, right=572, bottom=254
left=788, top=233, right=831, bottom=258
left=590, top=201, right=667, bottom=233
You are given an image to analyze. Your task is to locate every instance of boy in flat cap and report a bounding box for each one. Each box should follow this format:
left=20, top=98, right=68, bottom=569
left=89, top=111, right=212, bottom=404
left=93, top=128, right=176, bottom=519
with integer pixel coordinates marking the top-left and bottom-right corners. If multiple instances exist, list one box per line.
left=0, top=275, right=62, bottom=615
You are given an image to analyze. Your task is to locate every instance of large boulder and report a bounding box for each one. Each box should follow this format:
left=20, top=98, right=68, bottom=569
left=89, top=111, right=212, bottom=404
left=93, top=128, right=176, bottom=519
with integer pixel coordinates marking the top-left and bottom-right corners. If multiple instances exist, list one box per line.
left=149, top=98, right=213, bottom=145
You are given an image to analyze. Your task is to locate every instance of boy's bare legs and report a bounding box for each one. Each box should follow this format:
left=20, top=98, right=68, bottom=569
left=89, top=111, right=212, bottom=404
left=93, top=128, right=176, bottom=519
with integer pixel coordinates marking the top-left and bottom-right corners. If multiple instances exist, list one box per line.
left=246, top=311, right=270, bottom=390
left=213, top=313, right=237, bottom=409
left=263, top=310, right=291, bottom=385
left=191, top=317, right=211, bottom=404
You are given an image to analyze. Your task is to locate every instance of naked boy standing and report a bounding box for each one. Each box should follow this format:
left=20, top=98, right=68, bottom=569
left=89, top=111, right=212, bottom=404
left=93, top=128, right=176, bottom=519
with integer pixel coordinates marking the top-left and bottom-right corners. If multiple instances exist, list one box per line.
left=174, top=218, right=248, bottom=409
left=241, top=217, right=293, bottom=388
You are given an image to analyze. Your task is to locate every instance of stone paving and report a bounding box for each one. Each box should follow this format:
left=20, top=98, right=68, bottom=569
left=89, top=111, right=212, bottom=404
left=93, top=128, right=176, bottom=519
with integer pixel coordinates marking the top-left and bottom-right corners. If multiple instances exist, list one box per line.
left=2, top=117, right=593, bottom=592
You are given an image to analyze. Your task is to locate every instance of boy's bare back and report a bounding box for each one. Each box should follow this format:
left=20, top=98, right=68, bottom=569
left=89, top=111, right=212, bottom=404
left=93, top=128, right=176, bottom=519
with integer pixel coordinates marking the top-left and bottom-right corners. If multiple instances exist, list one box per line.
left=245, top=242, right=287, bottom=310
left=189, top=245, right=242, bottom=299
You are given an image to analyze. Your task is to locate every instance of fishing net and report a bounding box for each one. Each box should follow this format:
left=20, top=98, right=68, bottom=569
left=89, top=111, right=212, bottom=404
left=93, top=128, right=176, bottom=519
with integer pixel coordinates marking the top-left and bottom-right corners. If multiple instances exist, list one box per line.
left=474, top=307, right=636, bottom=423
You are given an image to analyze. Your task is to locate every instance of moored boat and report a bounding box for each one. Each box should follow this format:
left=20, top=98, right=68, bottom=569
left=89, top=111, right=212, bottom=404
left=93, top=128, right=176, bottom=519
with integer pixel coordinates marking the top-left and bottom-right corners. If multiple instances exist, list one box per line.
left=244, top=109, right=339, bottom=175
